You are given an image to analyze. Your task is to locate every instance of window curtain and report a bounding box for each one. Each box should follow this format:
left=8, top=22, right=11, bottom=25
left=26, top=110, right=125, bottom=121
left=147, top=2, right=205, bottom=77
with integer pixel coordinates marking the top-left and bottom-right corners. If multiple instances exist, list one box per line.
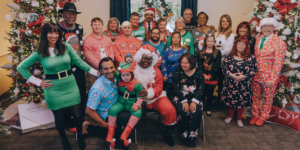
left=110, top=0, right=131, bottom=24
left=181, top=0, right=198, bottom=25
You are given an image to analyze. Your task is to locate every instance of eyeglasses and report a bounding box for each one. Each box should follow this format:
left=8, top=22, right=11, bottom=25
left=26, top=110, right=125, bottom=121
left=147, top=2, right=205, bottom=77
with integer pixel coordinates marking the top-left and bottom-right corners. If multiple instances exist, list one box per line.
left=262, top=25, right=274, bottom=28
left=141, top=56, right=153, bottom=61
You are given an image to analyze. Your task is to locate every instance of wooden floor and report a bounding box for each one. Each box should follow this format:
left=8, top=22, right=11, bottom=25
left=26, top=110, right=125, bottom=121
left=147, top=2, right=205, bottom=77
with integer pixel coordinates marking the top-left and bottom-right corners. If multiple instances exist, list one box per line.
left=1, top=109, right=300, bottom=150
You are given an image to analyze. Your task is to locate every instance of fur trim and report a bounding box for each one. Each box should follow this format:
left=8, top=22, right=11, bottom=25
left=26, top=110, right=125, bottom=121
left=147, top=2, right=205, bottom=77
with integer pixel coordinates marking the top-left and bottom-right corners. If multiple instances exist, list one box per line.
left=134, top=48, right=158, bottom=67
left=147, top=88, right=155, bottom=99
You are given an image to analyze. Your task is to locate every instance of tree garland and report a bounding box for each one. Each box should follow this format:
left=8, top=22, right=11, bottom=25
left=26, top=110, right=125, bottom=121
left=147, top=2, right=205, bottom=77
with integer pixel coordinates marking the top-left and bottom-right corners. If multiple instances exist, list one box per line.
left=137, top=0, right=173, bottom=19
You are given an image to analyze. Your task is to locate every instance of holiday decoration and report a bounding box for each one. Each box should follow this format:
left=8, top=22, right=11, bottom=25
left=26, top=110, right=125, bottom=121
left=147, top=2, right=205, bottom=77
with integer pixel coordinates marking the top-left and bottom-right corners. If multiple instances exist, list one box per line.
left=137, top=0, right=173, bottom=21
left=0, top=107, right=11, bottom=135
left=4, top=0, right=73, bottom=103
left=250, top=0, right=300, bottom=107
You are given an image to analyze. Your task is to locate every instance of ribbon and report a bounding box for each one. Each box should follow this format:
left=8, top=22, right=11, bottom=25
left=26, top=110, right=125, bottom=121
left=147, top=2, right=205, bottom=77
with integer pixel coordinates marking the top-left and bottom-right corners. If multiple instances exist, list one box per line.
left=273, top=0, right=298, bottom=15
left=27, top=15, right=45, bottom=28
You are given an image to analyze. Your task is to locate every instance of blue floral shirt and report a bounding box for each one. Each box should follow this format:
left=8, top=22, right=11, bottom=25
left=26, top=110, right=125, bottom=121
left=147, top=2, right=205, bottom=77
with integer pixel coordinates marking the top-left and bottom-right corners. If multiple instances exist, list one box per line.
left=87, top=75, right=118, bottom=120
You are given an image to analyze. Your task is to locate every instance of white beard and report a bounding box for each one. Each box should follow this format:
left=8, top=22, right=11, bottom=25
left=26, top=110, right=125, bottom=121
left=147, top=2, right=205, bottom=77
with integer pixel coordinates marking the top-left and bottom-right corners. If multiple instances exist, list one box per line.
left=134, top=65, right=156, bottom=89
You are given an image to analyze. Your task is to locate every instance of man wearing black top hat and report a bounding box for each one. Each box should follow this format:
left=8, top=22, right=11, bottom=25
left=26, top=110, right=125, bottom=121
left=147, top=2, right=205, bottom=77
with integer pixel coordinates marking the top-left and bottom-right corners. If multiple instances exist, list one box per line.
left=58, top=2, right=86, bottom=132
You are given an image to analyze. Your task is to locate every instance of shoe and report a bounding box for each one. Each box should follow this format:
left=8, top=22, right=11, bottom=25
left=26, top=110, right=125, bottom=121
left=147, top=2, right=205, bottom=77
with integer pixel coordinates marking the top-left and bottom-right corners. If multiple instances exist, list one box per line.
left=62, top=139, right=72, bottom=150
left=82, top=121, right=89, bottom=135
left=69, top=127, right=77, bottom=133
left=255, top=118, right=265, bottom=127
left=186, top=138, right=196, bottom=147
left=164, top=126, right=174, bottom=147
left=237, top=120, right=244, bottom=128
left=106, top=126, right=116, bottom=148
left=249, top=117, right=259, bottom=125
left=206, top=111, right=212, bottom=117
left=224, top=117, right=232, bottom=124
left=120, top=126, right=133, bottom=147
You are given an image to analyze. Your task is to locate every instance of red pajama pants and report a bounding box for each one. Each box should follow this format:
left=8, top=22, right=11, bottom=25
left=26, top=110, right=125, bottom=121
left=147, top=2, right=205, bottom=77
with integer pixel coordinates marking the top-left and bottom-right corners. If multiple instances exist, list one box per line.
left=146, top=97, right=177, bottom=125
left=251, top=81, right=277, bottom=120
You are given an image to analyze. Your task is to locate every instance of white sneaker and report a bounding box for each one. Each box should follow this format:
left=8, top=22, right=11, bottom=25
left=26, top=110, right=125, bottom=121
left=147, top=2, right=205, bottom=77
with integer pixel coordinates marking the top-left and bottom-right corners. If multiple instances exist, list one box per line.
left=237, top=120, right=244, bottom=128
left=224, top=117, right=232, bottom=124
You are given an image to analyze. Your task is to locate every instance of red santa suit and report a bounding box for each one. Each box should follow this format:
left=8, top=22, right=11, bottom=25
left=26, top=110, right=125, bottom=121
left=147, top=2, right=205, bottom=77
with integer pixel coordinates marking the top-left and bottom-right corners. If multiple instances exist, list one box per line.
left=133, top=44, right=177, bottom=125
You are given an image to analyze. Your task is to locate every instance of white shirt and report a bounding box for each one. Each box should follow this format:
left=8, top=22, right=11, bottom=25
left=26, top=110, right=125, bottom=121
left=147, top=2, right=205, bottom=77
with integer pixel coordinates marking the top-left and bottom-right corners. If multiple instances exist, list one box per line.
left=215, top=32, right=235, bottom=59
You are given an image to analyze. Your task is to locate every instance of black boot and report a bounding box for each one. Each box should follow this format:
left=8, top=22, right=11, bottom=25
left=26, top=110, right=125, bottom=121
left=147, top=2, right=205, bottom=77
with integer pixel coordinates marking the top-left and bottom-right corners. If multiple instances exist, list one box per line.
left=61, top=138, right=72, bottom=150
left=186, top=137, right=196, bottom=147
left=76, top=133, right=86, bottom=150
left=163, top=125, right=174, bottom=147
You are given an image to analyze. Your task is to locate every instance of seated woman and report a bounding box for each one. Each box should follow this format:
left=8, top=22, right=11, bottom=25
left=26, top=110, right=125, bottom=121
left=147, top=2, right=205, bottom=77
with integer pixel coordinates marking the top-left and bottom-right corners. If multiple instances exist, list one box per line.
left=162, top=31, right=188, bottom=99
left=166, top=17, right=194, bottom=55
left=103, top=17, right=122, bottom=43
left=221, top=36, right=257, bottom=128
left=172, top=53, right=204, bottom=147
left=235, top=21, right=256, bottom=55
left=192, top=12, right=216, bottom=54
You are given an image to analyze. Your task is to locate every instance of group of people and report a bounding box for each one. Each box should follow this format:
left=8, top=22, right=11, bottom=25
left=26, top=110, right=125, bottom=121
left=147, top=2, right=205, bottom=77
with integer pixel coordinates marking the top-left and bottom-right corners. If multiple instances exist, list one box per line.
left=16, top=2, right=287, bottom=150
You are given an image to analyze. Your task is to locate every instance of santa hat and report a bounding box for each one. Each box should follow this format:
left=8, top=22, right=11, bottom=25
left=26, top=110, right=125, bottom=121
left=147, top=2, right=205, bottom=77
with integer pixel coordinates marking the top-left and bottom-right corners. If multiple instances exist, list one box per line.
left=118, top=62, right=133, bottom=73
left=259, top=17, right=278, bottom=29
left=134, top=44, right=159, bottom=67
left=144, top=7, right=155, bottom=17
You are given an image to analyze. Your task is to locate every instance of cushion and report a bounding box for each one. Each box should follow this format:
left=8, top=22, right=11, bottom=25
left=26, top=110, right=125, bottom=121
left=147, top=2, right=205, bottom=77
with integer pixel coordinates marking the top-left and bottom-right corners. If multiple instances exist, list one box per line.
left=267, top=106, right=300, bottom=132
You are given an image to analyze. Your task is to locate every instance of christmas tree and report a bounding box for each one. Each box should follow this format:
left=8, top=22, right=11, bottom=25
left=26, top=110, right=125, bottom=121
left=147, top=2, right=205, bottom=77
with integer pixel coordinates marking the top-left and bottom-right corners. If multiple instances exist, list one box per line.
left=1, top=0, right=72, bottom=103
left=250, top=0, right=300, bottom=107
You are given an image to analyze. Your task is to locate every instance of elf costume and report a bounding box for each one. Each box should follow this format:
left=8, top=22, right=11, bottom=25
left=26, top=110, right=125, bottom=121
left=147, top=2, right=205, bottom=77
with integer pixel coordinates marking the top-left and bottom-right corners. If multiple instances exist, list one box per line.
left=106, top=63, right=143, bottom=148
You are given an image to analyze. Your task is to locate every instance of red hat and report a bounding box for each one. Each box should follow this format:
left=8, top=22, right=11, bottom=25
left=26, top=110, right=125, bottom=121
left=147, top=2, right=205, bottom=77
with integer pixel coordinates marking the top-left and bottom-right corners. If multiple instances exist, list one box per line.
left=141, top=44, right=156, bottom=53
left=144, top=7, right=155, bottom=16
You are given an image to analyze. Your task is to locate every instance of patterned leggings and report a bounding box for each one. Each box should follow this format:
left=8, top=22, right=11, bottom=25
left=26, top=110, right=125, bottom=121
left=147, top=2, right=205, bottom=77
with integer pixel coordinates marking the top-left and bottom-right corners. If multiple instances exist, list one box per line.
left=252, top=81, right=277, bottom=120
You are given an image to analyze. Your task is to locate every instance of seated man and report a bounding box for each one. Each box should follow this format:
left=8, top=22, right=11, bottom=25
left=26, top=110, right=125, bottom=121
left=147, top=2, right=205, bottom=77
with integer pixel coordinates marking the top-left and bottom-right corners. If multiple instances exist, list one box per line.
left=84, top=57, right=131, bottom=148
left=133, top=45, right=177, bottom=147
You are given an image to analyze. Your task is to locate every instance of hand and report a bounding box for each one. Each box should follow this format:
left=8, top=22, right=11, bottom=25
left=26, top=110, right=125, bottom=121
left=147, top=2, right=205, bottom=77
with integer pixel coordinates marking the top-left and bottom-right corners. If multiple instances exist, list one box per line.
left=204, top=76, right=210, bottom=81
left=132, top=105, right=139, bottom=111
left=182, top=102, right=189, bottom=113
left=139, top=89, right=148, bottom=98
left=189, top=102, right=197, bottom=112
left=97, top=71, right=101, bottom=77
left=40, top=80, right=53, bottom=89
left=163, top=76, right=168, bottom=82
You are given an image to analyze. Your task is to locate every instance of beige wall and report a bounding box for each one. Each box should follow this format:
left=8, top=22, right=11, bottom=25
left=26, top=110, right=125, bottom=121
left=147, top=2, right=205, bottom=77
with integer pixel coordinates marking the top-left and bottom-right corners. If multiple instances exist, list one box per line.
left=76, top=0, right=110, bottom=38
left=0, top=0, right=12, bottom=56
left=198, top=0, right=256, bottom=35
left=0, top=54, right=12, bottom=95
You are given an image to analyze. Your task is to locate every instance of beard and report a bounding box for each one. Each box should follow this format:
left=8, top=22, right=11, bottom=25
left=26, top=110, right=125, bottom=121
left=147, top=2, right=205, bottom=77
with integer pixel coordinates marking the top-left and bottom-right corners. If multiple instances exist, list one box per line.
left=134, top=65, right=156, bottom=89
left=151, top=36, right=159, bottom=42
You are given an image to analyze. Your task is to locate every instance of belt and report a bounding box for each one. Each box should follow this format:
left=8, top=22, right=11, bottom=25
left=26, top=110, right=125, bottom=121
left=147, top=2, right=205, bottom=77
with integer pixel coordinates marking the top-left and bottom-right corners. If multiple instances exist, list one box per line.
left=118, top=90, right=137, bottom=99
left=45, top=69, right=72, bottom=80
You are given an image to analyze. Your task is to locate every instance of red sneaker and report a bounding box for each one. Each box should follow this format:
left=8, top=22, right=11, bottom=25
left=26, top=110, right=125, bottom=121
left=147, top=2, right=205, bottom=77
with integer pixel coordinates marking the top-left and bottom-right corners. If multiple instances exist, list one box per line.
left=69, top=127, right=77, bottom=133
left=249, top=117, right=258, bottom=125
left=255, top=118, right=265, bottom=127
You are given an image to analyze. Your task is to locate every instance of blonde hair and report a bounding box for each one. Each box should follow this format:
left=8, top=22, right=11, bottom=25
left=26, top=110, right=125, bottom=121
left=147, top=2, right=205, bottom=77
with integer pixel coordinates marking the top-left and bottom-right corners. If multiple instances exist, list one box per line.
left=107, top=17, right=120, bottom=32
left=217, top=14, right=233, bottom=39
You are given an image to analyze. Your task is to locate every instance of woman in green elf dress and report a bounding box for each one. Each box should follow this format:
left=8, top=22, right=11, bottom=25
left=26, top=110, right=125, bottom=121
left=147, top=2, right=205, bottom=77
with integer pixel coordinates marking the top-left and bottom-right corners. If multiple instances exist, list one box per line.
left=17, top=23, right=98, bottom=150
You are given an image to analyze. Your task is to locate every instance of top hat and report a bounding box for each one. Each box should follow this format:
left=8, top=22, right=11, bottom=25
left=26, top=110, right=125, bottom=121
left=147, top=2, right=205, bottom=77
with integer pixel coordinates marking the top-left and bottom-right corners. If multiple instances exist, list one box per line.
left=59, top=3, right=81, bottom=14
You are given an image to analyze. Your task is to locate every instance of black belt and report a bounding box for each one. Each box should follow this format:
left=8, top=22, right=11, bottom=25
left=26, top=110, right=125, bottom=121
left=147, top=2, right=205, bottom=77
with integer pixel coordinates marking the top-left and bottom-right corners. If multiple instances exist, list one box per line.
left=45, top=69, right=72, bottom=80
left=118, top=90, right=137, bottom=99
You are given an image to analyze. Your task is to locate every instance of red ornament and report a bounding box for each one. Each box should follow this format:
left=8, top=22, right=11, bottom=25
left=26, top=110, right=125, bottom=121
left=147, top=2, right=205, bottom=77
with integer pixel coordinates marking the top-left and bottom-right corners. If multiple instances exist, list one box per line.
left=24, top=93, right=30, bottom=97
left=11, top=46, right=19, bottom=53
left=258, top=4, right=264, bottom=10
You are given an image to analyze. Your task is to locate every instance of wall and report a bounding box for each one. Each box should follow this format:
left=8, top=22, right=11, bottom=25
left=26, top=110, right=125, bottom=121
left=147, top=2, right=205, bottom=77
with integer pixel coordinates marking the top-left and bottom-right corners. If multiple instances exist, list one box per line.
left=0, top=0, right=12, bottom=56
left=198, top=0, right=257, bottom=35
left=76, top=0, right=110, bottom=38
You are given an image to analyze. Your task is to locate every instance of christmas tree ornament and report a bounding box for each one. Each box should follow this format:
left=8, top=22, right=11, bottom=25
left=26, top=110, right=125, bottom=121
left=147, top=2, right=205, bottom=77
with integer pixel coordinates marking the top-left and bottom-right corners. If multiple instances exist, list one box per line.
left=46, top=0, right=54, bottom=5
left=6, top=3, right=20, bottom=11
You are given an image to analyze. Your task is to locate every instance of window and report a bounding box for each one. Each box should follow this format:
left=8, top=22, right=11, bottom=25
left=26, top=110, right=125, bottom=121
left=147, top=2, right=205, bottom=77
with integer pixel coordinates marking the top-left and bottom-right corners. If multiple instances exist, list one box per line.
left=131, top=0, right=181, bottom=32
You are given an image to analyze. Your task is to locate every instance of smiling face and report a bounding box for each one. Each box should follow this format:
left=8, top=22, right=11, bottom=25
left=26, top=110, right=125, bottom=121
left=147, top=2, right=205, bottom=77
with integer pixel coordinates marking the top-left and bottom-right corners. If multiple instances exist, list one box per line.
left=221, top=17, right=230, bottom=29
left=183, top=9, right=193, bottom=23
left=47, top=31, right=59, bottom=47
left=100, top=60, right=116, bottom=81
left=109, top=20, right=118, bottom=32
left=130, top=15, right=140, bottom=28
left=238, top=26, right=248, bottom=36
left=236, top=42, right=247, bottom=54
left=91, top=21, right=103, bottom=34
left=150, top=28, right=160, bottom=42
left=122, top=24, right=132, bottom=36
left=158, top=21, right=167, bottom=32
left=139, top=54, right=153, bottom=69
left=180, top=57, right=191, bottom=71
left=197, top=13, right=207, bottom=26
left=205, top=36, right=215, bottom=49
left=62, top=11, right=77, bottom=26
left=171, top=33, right=181, bottom=45
left=145, top=13, right=154, bottom=22
left=261, top=24, right=275, bottom=37
left=175, top=18, right=185, bottom=31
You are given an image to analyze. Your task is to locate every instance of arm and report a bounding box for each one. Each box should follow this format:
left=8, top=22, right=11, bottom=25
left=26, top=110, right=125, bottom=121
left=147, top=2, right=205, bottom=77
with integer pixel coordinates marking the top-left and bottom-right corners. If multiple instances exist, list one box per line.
left=189, top=34, right=194, bottom=55
left=85, top=107, right=108, bottom=127
left=113, top=41, right=123, bottom=66
left=193, top=70, right=205, bottom=104
left=66, top=43, right=98, bottom=76
left=134, top=83, right=144, bottom=108
left=267, top=41, right=287, bottom=86
left=210, top=50, right=222, bottom=78
left=166, top=36, right=171, bottom=48
left=17, top=52, right=42, bottom=86
left=223, top=33, right=235, bottom=57
left=244, top=56, right=257, bottom=79
left=222, top=56, right=232, bottom=78
left=171, top=69, right=185, bottom=102
left=83, top=39, right=100, bottom=69
left=161, top=49, right=169, bottom=77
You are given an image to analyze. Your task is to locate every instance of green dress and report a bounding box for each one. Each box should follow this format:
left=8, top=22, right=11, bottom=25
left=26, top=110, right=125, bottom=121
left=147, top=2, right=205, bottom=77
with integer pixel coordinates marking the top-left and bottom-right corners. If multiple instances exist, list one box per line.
left=166, top=30, right=194, bottom=55
left=17, top=43, right=92, bottom=110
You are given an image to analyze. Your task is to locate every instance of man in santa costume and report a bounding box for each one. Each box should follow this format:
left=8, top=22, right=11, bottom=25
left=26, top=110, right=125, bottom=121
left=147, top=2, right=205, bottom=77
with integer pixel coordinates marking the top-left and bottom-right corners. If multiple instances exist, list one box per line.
left=133, top=44, right=177, bottom=146
left=250, top=17, right=287, bottom=126
left=142, top=8, right=158, bottom=41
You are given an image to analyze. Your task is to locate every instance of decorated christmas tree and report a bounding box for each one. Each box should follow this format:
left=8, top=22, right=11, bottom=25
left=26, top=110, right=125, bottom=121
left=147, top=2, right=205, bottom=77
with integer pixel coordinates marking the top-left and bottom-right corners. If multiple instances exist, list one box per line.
left=1, top=0, right=73, bottom=103
left=250, top=0, right=300, bottom=107
left=0, top=106, right=10, bottom=135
